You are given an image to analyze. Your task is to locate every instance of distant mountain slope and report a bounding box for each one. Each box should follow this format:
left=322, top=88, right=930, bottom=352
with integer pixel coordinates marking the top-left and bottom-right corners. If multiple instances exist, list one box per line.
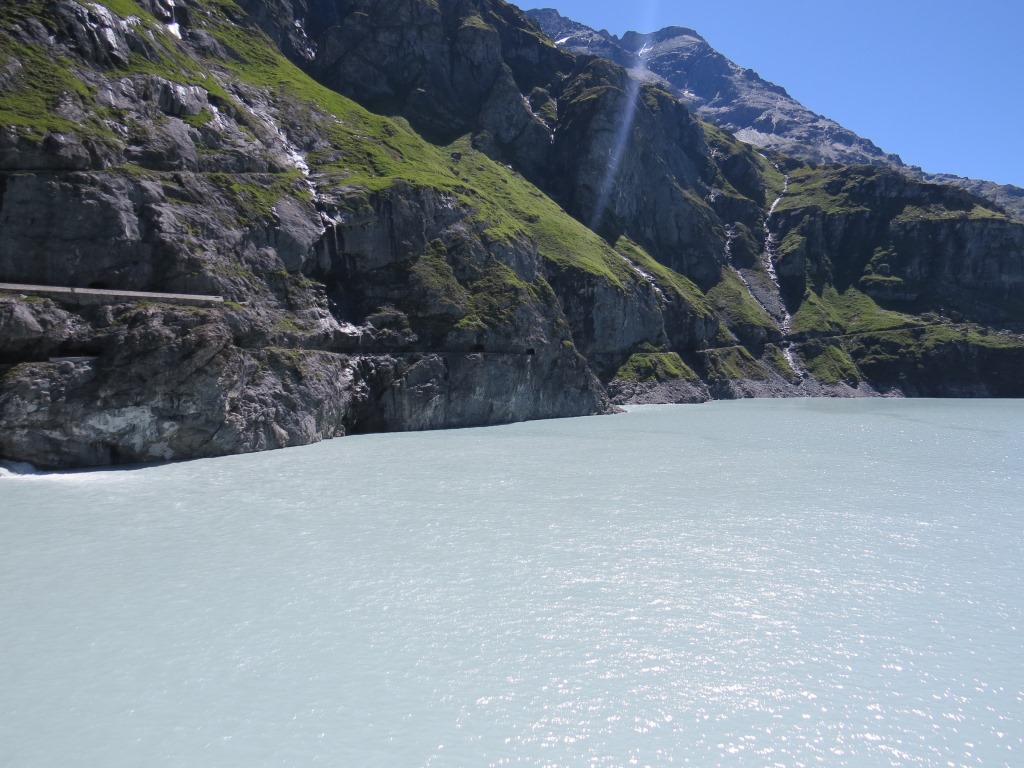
left=525, top=8, right=900, bottom=167
left=917, top=173, right=1024, bottom=221
left=525, top=8, right=1024, bottom=221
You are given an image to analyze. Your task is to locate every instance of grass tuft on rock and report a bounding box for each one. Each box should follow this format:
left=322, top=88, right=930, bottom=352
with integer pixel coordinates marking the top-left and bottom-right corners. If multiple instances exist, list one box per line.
left=700, top=345, right=768, bottom=381
left=797, top=340, right=860, bottom=385
left=615, top=350, right=698, bottom=382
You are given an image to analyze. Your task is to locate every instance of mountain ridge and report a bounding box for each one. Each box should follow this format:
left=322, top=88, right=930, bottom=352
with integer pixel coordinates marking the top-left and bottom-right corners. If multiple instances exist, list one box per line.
left=524, top=7, right=1024, bottom=221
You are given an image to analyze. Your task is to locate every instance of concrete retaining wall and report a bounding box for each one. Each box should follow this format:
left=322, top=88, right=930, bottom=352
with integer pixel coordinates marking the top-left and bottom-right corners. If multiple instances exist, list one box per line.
left=0, top=283, right=224, bottom=308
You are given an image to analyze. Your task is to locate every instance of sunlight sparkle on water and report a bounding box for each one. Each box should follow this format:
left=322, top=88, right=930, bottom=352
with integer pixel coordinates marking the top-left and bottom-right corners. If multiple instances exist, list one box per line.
left=2, top=399, right=1023, bottom=766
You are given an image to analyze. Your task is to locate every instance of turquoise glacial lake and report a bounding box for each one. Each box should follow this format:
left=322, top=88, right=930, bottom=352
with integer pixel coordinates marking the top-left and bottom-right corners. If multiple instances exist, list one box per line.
left=2, top=399, right=1022, bottom=766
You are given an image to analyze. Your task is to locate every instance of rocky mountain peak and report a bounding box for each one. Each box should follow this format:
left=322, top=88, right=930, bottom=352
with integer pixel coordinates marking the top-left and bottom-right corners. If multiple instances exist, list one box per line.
left=518, top=7, right=624, bottom=63
left=619, top=26, right=705, bottom=52
left=525, top=7, right=1024, bottom=220
left=525, top=7, right=896, bottom=170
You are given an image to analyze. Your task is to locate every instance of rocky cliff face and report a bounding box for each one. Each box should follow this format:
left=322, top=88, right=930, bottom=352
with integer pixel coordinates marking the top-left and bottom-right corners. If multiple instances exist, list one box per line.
left=772, top=167, right=1024, bottom=309
left=525, top=8, right=1024, bottom=222
left=277, top=0, right=747, bottom=285
left=0, top=0, right=616, bottom=468
left=2, top=0, right=1024, bottom=469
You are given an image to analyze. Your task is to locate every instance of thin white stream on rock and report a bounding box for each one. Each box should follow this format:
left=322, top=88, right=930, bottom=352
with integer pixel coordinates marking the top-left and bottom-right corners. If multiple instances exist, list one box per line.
left=724, top=224, right=753, bottom=293
left=726, top=158, right=807, bottom=380
left=618, top=253, right=665, bottom=303
left=762, top=164, right=791, bottom=333
left=762, top=168, right=808, bottom=379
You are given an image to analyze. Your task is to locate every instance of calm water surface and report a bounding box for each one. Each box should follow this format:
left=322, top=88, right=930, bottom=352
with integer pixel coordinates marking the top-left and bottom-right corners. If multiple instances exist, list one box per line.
left=2, top=399, right=1023, bottom=767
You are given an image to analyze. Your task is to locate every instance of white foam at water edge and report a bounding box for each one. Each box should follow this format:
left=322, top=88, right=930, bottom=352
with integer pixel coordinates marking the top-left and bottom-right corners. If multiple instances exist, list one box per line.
left=0, top=460, right=41, bottom=477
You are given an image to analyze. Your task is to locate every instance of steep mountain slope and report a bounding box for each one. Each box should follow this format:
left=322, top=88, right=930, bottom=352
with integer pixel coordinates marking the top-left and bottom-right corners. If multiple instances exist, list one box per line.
left=525, top=8, right=899, bottom=167
left=2, top=0, right=1024, bottom=469
left=0, top=0, right=615, bottom=466
left=525, top=8, right=1024, bottom=221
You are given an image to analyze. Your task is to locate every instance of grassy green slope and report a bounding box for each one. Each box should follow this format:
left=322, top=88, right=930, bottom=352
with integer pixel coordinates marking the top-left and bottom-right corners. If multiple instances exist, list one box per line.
left=0, top=0, right=701, bottom=291
left=2, top=0, right=731, bottom=366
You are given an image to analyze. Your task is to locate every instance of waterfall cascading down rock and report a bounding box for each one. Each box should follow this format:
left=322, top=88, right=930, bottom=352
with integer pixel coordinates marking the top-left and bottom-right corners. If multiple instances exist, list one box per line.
left=726, top=159, right=806, bottom=381
left=760, top=169, right=806, bottom=379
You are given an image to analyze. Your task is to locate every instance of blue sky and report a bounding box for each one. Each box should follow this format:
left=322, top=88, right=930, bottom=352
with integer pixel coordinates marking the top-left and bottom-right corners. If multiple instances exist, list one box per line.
left=519, top=0, right=1024, bottom=188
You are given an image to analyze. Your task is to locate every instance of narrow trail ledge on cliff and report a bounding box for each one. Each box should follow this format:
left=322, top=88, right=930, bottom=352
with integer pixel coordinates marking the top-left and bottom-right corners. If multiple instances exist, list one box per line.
left=2, top=0, right=1024, bottom=469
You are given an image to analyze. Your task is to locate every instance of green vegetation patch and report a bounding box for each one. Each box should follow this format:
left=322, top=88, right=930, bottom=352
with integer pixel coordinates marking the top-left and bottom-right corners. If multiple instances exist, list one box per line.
left=614, top=238, right=714, bottom=318
left=0, top=0, right=52, bottom=24
left=774, top=166, right=872, bottom=215
left=262, top=346, right=316, bottom=379
left=457, top=263, right=534, bottom=331
left=409, top=240, right=469, bottom=315
left=750, top=150, right=788, bottom=201
left=701, top=122, right=747, bottom=162
left=206, top=169, right=310, bottom=224
left=700, top=345, right=768, bottom=381
left=0, top=38, right=101, bottom=138
left=817, top=285, right=919, bottom=333
left=614, top=350, right=698, bottom=382
left=448, top=138, right=636, bottom=286
left=776, top=229, right=806, bottom=260
left=271, top=315, right=313, bottom=333
left=528, top=87, right=558, bottom=125
left=893, top=201, right=1007, bottom=223
left=790, top=285, right=917, bottom=337
left=639, top=83, right=678, bottom=115
left=706, top=269, right=776, bottom=337
left=560, top=58, right=625, bottom=109
left=183, top=0, right=459, bottom=192
left=0, top=362, right=37, bottom=385
left=797, top=339, right=860, bottom=385
left=459, top=13, right=494, bottom=32
left=182, top=108, right=215, bottom=128
left=857, top=274, right=914, bottom=296
left=89, top=0, right=149, bottom=18
left=849, top=325, right=1024, bottom=366
left=789, top=289, right=843, bottom=337
left=761, top=344, right=796, bottom=379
